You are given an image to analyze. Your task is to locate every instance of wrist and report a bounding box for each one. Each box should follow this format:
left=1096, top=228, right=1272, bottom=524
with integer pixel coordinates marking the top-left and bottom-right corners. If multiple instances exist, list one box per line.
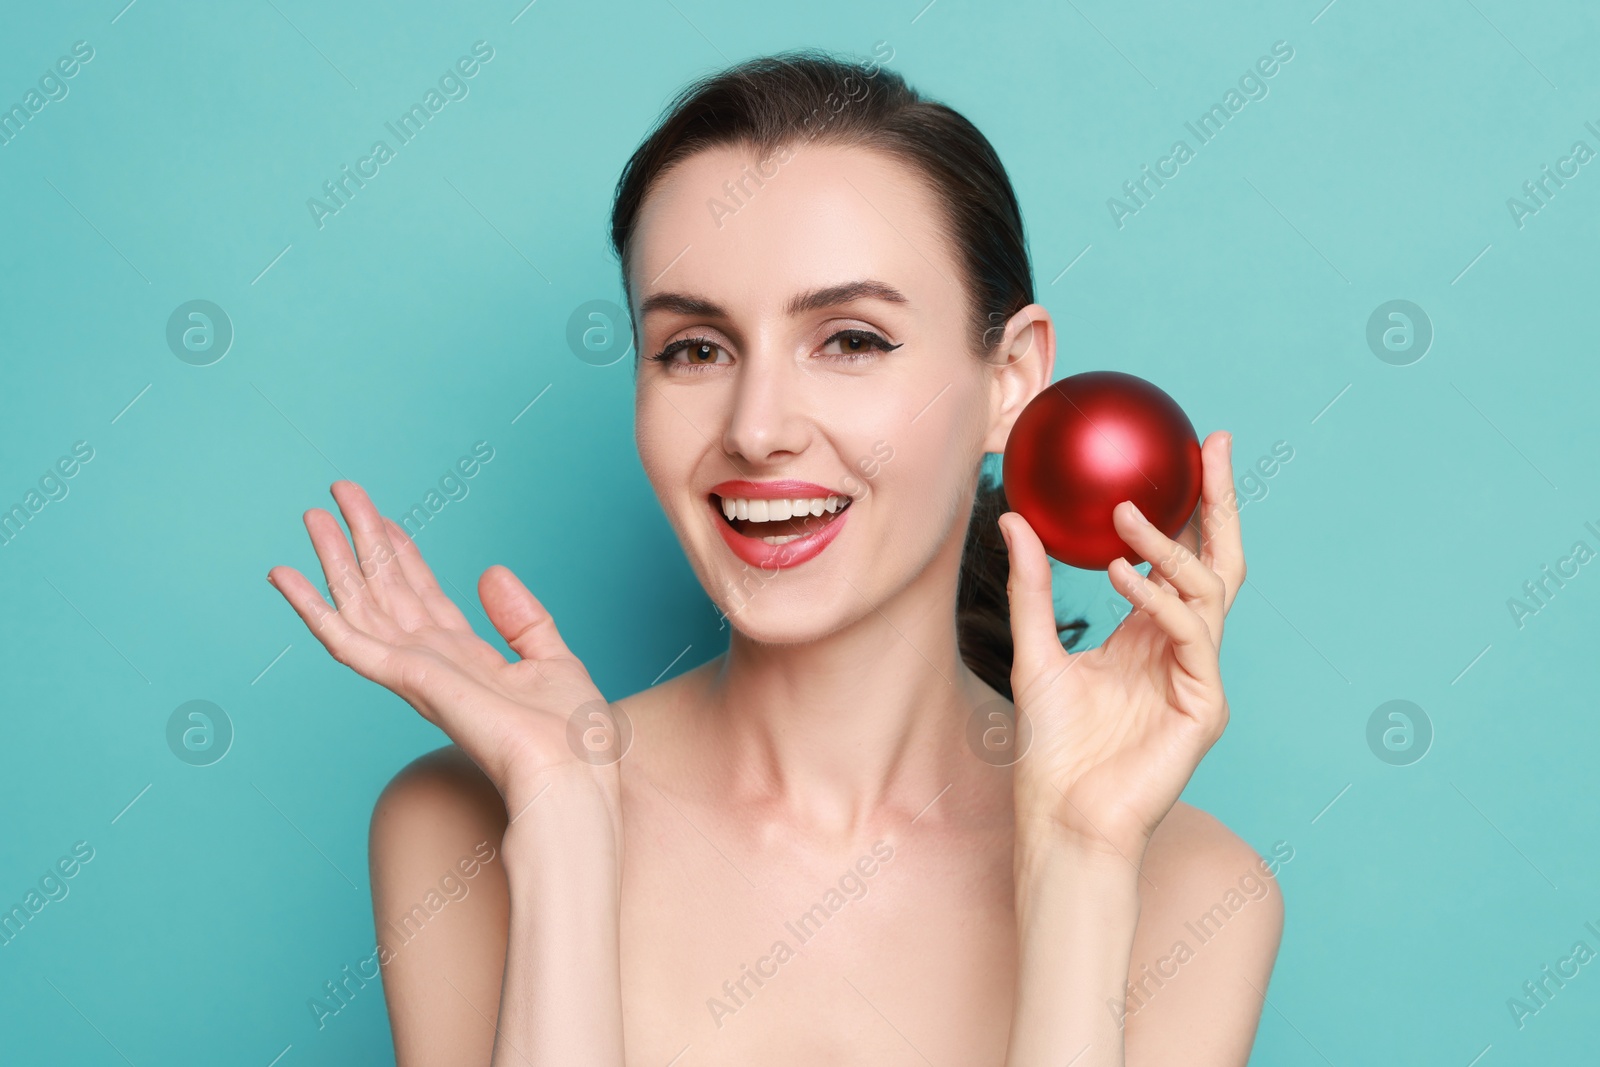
left=1005, top=819, right=1142, bottom=1067
left=1014, top=818, right=1143, bottom=912
left=492, top=772, right=627, bottom=1067
left=1014, top=809, right=1149, bottom=879
left=500, top=767, right=624, bottom=890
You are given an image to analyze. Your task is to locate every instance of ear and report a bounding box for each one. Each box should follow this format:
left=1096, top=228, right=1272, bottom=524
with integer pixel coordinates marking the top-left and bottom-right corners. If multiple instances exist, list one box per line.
left=981, top=303, right=1056, bottom=455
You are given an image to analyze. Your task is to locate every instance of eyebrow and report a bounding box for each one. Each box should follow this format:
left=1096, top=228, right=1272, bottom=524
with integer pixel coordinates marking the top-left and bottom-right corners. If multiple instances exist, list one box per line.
left=638, top=279, right=911, bottom=320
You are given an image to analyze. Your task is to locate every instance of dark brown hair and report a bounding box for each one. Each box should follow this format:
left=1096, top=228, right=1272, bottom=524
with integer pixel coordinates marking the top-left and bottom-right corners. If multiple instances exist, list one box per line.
left=608, top=48, right=1085, bottom=699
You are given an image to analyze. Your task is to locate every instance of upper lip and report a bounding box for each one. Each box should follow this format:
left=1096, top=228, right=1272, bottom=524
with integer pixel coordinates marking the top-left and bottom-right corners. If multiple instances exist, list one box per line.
left=708, top=479, right=849, bottom=500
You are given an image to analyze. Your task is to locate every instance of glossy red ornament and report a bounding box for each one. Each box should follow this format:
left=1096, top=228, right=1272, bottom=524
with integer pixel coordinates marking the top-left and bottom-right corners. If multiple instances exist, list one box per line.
left=1002, top=371, right=1202, bottom=570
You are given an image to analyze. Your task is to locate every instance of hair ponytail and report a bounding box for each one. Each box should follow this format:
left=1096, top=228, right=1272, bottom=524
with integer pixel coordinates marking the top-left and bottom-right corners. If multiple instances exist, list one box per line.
left=957, top=459, right=1088, bottom=700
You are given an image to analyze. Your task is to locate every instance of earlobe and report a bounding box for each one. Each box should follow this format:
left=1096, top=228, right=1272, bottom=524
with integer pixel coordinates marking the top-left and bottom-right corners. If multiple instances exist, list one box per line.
left=982, top=305, right=1056, bottom=454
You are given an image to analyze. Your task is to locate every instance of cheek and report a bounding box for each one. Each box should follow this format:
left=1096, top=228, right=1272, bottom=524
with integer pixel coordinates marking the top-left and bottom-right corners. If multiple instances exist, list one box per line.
left=866, top=409, right=983, bottom=535
left=808, top=377, right=936, bottom=472
left=633, top=394, right=687, bottom=490
left=634, top=392, right=725, bottom=557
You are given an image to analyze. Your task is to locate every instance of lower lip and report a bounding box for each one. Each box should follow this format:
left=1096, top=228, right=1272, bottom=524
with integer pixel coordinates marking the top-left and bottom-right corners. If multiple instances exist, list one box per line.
left=711, top=498, right=851, bottom=569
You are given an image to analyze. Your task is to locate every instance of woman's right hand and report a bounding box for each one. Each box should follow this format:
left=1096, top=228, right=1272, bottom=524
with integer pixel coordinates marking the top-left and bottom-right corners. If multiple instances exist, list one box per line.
left=267, top=480, right=620, bottom=828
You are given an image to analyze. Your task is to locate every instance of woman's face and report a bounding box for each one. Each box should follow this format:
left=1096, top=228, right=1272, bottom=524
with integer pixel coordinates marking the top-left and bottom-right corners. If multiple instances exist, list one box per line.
left=630, top=141, right=1049, bottom=643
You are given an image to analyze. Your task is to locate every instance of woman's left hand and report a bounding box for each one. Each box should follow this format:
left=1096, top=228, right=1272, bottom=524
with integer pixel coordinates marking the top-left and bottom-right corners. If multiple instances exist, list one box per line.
left=1000, top=430, right=1246, bottom=865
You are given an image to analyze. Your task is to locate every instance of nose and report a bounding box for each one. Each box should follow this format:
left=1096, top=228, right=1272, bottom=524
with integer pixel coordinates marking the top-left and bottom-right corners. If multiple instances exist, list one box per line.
left=720, top=347, right=809, bottom=466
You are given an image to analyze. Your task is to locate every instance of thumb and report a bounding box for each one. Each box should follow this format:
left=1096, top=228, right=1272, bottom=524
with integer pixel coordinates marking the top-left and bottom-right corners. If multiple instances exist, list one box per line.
left=999, top=511, right=1064, bottom=678
left=479, top=564, right=572, bottom=662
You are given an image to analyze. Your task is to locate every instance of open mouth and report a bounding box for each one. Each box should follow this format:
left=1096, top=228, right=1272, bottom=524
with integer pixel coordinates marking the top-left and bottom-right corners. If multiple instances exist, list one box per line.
left=706, top=482, right=855, bottom=569
left=714, top=492, right=852, bottom=544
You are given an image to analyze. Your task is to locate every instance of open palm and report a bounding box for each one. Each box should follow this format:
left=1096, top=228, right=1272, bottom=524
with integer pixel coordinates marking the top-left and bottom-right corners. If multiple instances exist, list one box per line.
left=266, top=481, right=620, bottom=823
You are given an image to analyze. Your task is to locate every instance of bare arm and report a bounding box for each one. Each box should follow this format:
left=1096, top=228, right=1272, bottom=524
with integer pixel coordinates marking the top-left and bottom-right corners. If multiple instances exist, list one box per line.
left=999, top=431, right=1271, bottom=1064
left=1006, top=807, right=1284, bottom=1067
left=1121, top=805, right=1284, bottom=1065
left=492, top=773, right=626, bottom=1067
left=369, top=746, right=633, bottom=1067
left=1006, top=827, right=1143, bottom=1065
left=369, top=747, right=511, bottom=1066
left=270, top=481, right=629, bottom=1066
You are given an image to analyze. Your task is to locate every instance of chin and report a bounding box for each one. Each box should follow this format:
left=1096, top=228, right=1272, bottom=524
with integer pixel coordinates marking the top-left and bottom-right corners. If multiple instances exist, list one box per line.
left=716, top=585, right=864, bottom=643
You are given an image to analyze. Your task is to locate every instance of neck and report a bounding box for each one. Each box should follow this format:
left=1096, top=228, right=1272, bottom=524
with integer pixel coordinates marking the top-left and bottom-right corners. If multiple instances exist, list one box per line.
left=693, top=537, right=1006, bottom=839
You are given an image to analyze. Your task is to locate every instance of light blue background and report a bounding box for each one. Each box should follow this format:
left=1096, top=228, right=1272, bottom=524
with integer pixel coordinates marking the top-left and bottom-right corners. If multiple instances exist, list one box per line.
left=2, top=0, right=1597, bottom=1063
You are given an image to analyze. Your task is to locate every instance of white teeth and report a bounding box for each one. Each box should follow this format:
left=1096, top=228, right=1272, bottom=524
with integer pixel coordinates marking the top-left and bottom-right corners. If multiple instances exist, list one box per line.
left=715, top=494, right=848, bottom=523
left=760, top=533, right=804, bottom=545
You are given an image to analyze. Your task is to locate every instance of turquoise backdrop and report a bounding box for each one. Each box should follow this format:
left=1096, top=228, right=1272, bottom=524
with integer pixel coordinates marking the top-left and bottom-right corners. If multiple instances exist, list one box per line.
left=2, top=0, right=1597, bottom=1063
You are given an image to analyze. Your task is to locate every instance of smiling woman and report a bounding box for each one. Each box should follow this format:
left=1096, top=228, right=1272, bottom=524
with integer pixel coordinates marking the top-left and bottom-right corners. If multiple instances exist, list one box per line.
left=268, top=46, right=1279, bottom=1067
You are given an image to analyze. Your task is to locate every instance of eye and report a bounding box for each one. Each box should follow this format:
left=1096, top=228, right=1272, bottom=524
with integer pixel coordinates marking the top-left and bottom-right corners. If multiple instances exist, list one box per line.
left=647, top=336, right=732, bottom=371
left=819, top=328, right=903, bottom=363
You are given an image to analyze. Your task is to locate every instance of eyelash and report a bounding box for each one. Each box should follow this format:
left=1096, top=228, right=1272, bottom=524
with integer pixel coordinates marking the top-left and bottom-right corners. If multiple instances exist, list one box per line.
left=646, top=329, right=903, bottom=371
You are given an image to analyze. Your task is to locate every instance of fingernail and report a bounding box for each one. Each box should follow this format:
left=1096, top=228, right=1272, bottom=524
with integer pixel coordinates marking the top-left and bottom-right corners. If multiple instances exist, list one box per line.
left=1128, top=501, right=1150, bottom=525
left=1223, top=432, right=1234, bottom=456
left=998, top=516, right=1013, bottom=551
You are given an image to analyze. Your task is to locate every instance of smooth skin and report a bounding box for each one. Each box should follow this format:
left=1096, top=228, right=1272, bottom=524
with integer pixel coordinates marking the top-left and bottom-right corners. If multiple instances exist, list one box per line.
left=269, top=142, right=1281, bottom=1066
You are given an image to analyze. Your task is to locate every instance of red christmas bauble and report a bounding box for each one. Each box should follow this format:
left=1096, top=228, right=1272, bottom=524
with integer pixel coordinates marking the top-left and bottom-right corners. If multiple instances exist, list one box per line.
left=1002, top=371, right=1202, bottom=570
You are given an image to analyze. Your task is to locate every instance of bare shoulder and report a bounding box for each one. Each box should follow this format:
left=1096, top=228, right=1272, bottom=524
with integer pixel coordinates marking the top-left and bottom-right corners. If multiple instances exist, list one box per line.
left=1142, top=801, right=1286, bottom=907
left=368, top=746, right=511, bottom=1067
left=368, top=745, right=508, bottom=927
left=1138, top=800, right=1286, bottom=956
left=1122, top=801, right=1287, bottom=1065
left=371, top=743, right=506, bottom=846
left=370, top=647, right=708, bottom=850
left=609, top=655, right=719, bottom=778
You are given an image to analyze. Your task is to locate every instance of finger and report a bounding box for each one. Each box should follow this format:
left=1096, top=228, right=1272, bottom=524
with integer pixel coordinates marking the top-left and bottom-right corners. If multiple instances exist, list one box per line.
left=304, top=507, right=372, bottom=615
left=329, top=481, right=430, bottom=628
left=1150, top=487, right=1203, bottom=590
left=1166, top=504, right=1202, bottom=580
left=1112, top=500, right=1226, bottom=640
left=272, top=561, right=493, bottom=728
left=1108, top=556, right=1222, bottom=703
left=479, top=564, right=574, bottom=663
left=998, top=511, right=1068, bottom=677
left=267, top=565, right=394, bottom=678
left=1193, top=432, right=1245, bottom=613
left=381, top=517, right=475, bottom=633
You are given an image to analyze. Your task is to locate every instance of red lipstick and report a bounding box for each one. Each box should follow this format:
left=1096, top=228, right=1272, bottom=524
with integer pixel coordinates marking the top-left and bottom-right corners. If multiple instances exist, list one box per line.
left=708, top=479, right=852, bottom=569
left=708, top=479, right=844, bottom=499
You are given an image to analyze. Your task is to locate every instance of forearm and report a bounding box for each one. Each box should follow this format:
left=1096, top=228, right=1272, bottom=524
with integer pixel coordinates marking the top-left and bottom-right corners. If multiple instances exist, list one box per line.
left=493, top=774, right=626, bottom=1067
left=1005, top=824, right=1143, bottom=1067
